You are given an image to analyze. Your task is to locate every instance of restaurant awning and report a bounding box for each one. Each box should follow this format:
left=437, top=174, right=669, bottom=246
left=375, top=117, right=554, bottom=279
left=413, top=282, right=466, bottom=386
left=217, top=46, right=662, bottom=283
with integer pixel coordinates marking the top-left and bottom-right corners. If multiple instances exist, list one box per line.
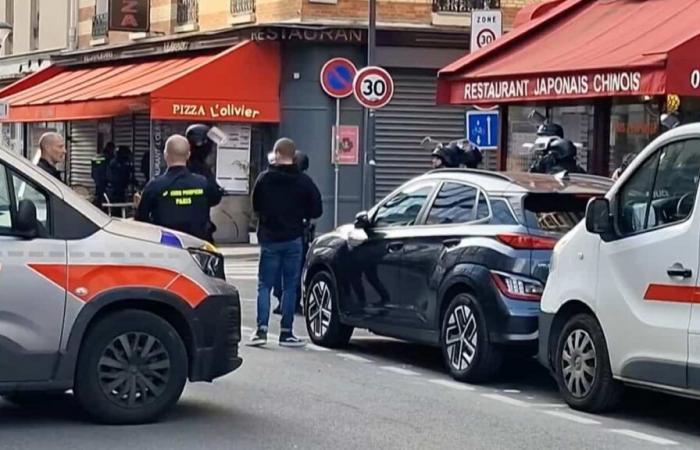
left=437, top=0, right=700, bottom=105
left=0, top=40, right=280, bottom=123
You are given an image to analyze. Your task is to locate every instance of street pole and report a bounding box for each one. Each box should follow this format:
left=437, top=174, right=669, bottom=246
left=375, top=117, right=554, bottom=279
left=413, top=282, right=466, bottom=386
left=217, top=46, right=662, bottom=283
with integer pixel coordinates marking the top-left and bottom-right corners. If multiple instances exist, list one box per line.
left=361, top=0, right=377, bottom=209
left=334, top=98, right=340, bottom=228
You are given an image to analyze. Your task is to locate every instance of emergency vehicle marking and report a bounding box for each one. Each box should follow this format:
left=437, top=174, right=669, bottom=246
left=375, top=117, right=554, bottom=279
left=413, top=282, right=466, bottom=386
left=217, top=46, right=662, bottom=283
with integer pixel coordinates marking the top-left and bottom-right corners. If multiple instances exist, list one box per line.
left=27, top=264, right=209, bottom=307
left=643, top=284, right=698, bottom=303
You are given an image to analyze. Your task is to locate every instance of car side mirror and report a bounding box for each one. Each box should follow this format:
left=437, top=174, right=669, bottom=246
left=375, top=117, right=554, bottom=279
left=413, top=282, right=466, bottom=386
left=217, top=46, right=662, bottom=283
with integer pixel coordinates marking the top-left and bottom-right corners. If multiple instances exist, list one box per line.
left=15, top=199, right=39, bottom=239
left=586, top=197, right=612, bottom=235
left=355, top=211, right=371, bottom=229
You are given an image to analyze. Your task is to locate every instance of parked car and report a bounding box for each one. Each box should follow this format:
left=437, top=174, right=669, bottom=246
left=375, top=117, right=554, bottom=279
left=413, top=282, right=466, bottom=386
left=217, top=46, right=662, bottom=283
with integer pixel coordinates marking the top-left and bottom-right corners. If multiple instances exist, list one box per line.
left=540, top=124, right=700, bottom=412
left=302, top=168, right=611, bottom=382
left=0, top=147, right=242, bottom=424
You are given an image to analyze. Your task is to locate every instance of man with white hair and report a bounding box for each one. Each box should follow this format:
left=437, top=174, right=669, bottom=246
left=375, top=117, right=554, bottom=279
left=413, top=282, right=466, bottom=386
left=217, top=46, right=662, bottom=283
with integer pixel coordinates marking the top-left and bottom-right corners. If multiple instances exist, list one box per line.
left=135, top=134, right=223, bottom=241
left=37, top=132, right=66, bottom=181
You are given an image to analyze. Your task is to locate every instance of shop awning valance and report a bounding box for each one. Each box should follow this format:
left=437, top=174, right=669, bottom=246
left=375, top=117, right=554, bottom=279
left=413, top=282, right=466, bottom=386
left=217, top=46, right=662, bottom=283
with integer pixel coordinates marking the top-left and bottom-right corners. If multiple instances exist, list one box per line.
left=437, top=0, right=700, bottom=105
left=0, top=41, right=280, bottom=123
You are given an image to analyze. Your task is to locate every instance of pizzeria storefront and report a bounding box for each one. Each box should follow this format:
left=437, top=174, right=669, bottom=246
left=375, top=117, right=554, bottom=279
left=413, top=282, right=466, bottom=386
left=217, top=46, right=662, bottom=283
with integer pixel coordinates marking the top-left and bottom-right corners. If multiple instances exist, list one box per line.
left=0, top=41, right=280, bottom=242
left=437, top=0, right=700, bottom=176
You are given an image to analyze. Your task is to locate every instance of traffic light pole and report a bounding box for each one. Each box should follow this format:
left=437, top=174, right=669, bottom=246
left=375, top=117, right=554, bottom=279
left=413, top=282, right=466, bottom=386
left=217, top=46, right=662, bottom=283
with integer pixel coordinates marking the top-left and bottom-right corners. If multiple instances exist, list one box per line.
left=361, top=0, right=377, bottom=210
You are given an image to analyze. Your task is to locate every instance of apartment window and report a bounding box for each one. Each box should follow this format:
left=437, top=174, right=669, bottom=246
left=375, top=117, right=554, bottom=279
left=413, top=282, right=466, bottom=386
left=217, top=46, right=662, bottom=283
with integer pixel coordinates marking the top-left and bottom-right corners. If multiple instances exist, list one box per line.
left=92, top=0, right=109, bottom=39
left=177, top=0, right=199, bottom=26
left=231, top=0, right=255, bottom=15
left=432, top=0, right=501, bottom=13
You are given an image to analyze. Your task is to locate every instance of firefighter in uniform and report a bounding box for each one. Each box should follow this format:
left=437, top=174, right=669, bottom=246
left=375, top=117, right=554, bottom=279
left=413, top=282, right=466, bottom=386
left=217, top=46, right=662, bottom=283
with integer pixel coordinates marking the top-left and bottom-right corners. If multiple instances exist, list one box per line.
left=135, top=134, right=223, bottom=241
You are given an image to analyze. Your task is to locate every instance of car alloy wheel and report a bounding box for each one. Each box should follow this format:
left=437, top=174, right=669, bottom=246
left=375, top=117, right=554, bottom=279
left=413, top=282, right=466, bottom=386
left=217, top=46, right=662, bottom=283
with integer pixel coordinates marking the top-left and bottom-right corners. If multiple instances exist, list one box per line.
left=98, top=332, right=171, bottom=408
left=444, top=304, right=478, bottom=371
left=561, top=329, right=596, bottom=399
left=307, top=279, right=333, bottom=340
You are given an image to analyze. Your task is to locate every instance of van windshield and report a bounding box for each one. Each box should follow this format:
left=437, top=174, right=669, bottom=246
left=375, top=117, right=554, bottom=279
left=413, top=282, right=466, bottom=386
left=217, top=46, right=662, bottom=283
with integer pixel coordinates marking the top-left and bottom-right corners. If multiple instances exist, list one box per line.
left=523, top=193, right=592, bottom=234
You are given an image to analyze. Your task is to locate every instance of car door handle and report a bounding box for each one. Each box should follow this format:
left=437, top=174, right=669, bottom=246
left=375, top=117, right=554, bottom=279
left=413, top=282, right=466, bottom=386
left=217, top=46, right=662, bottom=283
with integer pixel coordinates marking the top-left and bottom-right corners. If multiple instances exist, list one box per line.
left=443, top=238, right=461, bottom=248
left=667, top=264, right=693, bottom=279
left=387, top=242, right=404, bottom=253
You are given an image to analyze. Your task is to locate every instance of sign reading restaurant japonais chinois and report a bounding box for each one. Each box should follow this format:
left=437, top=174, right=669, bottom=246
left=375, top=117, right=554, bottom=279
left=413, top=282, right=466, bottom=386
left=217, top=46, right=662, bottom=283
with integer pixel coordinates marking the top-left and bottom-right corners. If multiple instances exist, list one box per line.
left=109, top=0, right=150, bottom=32
left=455, top=70, right=666, bottom=104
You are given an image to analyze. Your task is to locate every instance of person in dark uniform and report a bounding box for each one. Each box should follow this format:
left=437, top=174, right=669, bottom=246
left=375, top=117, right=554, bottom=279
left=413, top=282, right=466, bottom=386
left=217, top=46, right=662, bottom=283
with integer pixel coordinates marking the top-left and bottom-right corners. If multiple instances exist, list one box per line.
left=37, top=132, right=66, bottom=181
left=91, top=142, right=115, bottom=209
left=185, top=124, right=224, bottom=243
left=135, top=135, right=223, bottom=241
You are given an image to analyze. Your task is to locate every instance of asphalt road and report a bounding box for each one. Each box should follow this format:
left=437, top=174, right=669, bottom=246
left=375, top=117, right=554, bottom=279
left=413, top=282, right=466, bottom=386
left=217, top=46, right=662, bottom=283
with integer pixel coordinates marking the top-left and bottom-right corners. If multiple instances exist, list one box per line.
left=2, top=256, right=700, bottom=449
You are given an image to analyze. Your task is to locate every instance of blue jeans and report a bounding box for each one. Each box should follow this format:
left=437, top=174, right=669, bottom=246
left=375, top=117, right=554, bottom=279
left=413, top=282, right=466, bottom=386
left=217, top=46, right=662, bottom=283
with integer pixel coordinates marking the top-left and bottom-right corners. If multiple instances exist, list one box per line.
left=257, top=238, right=303, bottom=333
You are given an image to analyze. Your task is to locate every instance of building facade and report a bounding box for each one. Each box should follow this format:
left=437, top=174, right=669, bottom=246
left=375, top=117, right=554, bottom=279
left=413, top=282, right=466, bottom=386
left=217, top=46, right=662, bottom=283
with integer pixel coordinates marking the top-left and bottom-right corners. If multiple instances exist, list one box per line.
left=2, top=0, right=544, bottom=243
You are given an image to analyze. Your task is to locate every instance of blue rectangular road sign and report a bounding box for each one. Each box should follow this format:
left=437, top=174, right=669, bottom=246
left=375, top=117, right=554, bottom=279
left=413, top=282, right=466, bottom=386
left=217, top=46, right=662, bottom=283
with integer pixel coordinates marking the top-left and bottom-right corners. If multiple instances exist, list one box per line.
left=466, top=110, right=499, bottom=150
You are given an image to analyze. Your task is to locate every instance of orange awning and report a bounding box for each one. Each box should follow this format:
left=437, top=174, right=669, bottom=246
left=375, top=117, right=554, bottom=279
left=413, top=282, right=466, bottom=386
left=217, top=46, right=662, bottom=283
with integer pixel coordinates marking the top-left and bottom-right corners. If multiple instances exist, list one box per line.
left=0, top=40, right=280, bottom=123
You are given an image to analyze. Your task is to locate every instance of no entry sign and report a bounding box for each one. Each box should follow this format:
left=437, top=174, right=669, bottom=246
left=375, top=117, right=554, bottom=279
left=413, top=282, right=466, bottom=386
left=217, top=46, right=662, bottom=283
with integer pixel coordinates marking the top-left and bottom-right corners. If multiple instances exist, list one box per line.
left=320, top=58, right=357, bottom=99
left=353, top=66, right=394, bottom=109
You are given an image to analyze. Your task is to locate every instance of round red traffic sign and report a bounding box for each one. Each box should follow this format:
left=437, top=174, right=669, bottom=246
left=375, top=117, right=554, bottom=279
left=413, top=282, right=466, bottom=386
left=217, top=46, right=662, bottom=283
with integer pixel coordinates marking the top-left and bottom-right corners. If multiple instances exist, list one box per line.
left=320, top=58, right=357, bottom=99
left=353, top=66, right=394, bottom=109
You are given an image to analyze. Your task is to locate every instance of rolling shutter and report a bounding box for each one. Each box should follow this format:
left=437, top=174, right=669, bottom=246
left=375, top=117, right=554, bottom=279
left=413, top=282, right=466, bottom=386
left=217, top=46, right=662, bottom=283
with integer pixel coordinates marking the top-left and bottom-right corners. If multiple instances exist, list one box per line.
left=68, top=120, right=97, bottom=189
left=374, top=70, right=498, bottom=201
left=132, top=113, right=151, bottom=185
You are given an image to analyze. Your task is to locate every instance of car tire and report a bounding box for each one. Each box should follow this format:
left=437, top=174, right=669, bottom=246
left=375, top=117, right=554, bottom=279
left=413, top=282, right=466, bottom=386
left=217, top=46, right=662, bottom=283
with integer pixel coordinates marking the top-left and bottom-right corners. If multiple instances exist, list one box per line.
left=554, top=313, right=623, bottom=413
left=305, top=271, right=353, bottom=348
left=74, top=310, right=188, bottom=424
left=441, top=293, right=502, bottom=383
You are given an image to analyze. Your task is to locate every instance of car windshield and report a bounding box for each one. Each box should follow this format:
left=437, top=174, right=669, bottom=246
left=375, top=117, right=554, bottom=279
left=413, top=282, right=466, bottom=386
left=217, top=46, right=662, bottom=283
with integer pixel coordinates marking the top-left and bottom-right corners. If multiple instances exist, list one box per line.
left=522, top=193, right=592, bottom=234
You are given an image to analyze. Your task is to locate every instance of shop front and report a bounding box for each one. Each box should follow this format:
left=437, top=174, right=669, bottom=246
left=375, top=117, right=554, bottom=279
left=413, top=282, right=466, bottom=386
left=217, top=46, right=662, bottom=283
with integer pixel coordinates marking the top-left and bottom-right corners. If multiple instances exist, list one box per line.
left=437, top=0, right=700, bottom=176
left=0, top=41, right=280, bottom=243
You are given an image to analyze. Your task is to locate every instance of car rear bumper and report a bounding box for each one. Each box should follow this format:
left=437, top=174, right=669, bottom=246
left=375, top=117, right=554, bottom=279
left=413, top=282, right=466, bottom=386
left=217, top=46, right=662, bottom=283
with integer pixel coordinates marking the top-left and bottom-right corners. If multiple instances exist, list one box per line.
left=189, top=293, right=243, bottom=382
left=537, top=311, right=556, bottom=370
left=487, top=287, right=540, bottom=348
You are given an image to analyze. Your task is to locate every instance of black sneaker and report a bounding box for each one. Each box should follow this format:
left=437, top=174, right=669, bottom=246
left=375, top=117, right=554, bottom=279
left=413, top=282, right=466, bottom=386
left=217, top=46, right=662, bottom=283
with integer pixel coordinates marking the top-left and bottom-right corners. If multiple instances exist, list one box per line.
left=279, top=333, right=306, bottom=348
left=247, top=328, right=267, bottom=347
left=272, top=304, right=282, bottom=315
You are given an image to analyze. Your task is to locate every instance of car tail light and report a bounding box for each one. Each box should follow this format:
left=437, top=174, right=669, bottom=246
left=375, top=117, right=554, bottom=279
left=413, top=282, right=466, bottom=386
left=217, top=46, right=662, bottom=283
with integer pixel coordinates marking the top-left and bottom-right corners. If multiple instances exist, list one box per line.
left=491, top=271, right=544, bottom=301
left=496, top=233, right=557, bottom=250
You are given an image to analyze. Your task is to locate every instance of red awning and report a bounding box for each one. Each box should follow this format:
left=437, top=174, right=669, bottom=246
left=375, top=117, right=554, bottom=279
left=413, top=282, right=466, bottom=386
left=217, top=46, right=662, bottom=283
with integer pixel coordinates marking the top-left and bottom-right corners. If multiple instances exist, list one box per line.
left=0, top=41, right=280, bottom=123
left=437, top=0, right=700, bottom=105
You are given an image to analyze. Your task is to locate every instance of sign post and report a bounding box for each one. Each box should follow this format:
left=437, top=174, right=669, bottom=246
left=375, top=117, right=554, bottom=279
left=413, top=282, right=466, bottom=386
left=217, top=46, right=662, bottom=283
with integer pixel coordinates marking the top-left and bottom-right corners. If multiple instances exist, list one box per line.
left=320, top=58, right=357, bottom=227
left=470, top=10, right=503, bottom=52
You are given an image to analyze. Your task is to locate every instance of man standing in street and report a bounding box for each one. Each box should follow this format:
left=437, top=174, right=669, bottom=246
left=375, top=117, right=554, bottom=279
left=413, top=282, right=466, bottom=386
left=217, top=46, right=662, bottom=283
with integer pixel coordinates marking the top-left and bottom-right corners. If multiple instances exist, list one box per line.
left=37, top=132, right=66, bottom=181
left=249, top=138, right=322, bottom=348
left=135, top=135, right=223, bottom=241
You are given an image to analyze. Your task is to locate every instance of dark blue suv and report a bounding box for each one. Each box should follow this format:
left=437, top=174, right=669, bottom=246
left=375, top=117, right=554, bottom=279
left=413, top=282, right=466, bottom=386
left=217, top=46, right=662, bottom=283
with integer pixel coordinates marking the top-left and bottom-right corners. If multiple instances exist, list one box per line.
left=302, top=169, right=611, bottom=382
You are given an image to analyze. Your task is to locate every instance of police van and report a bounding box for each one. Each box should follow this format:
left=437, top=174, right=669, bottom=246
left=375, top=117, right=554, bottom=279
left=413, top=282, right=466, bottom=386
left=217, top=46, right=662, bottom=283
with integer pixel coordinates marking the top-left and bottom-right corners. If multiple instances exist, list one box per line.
left=0, top=147, right=241, bottom=424
left=540, top=123, right=700, bottom=412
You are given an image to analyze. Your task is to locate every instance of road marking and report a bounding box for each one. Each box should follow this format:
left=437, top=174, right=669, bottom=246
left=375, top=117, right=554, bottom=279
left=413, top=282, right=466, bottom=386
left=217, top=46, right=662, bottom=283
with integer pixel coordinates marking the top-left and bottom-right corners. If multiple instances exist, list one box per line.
left=337, top=353, right=372, bottom=363
left=241, top=326, right=254, bottom=333
left=481, top=394, right=529, bottom=407
left=609, top=429, right=678, bottom=446
left=380, top=366, right=420, bottom=376
left=543, top=410, right=600, bottom=425
left=428, top=379, right=475, bottom=391
left=306, top=344, right=331, bottom=352
left=531, top=403, right=567, bottom=408
left=503, top=389, right=520, bottom=394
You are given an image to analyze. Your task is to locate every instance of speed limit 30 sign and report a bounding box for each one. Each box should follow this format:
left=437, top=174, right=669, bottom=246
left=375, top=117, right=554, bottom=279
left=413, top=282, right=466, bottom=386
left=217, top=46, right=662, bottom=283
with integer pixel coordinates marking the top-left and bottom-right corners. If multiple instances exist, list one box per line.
left=353, top=66, right=395, bottom=109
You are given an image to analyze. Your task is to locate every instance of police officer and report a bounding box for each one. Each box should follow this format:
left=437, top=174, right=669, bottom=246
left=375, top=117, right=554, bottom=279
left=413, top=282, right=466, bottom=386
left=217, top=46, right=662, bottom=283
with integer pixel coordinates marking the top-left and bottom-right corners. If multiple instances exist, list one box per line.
left=91, top=142, right=114, bottom=208
left=186, top=124, right=224, bottom=242
left=135, top=135, right=223, bottom=241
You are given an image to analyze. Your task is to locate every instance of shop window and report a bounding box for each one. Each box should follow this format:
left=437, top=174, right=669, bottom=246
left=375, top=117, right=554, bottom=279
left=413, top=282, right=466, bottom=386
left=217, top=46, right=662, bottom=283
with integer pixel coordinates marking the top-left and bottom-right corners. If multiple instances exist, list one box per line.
left=550, top=105, right=593, bottom=172
left=609, top=102, right=660, bottom=177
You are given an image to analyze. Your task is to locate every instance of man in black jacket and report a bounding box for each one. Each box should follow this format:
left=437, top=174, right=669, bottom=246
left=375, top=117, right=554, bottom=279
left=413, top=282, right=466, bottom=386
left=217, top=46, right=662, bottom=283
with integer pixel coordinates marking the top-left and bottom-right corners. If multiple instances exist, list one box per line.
left=37, top=132, right=66, bottom=181
left=249, top=138, right=322, bottom=348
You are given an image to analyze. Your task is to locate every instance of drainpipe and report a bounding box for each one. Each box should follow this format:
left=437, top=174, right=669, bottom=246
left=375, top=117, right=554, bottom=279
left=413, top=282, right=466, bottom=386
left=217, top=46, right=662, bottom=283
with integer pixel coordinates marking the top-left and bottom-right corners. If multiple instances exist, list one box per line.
left=67, top=0, right=79, bottom=51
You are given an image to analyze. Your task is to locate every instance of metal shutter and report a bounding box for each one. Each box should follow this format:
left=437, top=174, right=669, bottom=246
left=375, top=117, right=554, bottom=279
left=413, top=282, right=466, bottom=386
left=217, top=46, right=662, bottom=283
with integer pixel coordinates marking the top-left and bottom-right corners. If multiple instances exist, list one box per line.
left=68, top=120, right=97, bottom=189
left=374, top=71, right=499, bottom=201
left=133, top=114, right=151, bottom=185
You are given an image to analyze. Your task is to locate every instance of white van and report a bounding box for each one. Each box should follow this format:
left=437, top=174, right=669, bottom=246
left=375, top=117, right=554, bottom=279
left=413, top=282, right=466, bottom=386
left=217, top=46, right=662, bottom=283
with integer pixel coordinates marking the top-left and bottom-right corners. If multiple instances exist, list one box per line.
left=539, top=123, right=700, bottom=412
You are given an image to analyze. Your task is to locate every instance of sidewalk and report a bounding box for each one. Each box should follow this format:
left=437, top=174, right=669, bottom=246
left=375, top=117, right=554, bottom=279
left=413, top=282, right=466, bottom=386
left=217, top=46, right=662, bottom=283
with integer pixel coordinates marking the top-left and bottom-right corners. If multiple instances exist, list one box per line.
left=218, top=244, right=260, bottom=258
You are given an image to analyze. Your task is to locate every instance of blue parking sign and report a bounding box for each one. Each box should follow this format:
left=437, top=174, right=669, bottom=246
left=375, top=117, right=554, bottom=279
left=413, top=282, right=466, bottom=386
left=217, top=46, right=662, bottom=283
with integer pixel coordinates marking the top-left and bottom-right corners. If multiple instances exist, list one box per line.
left=466, top=110, right=499, bottom=149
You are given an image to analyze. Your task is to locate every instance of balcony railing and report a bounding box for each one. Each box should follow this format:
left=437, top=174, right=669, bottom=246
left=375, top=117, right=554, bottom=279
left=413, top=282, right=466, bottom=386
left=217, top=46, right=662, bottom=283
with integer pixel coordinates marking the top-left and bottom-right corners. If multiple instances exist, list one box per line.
left=177, top=0, right=199, bottom=26
left=92, top=12, right=108, bottom=38
left=433, top=0, right=501, bottom=13
left=231, top=0, right=255, bottom=15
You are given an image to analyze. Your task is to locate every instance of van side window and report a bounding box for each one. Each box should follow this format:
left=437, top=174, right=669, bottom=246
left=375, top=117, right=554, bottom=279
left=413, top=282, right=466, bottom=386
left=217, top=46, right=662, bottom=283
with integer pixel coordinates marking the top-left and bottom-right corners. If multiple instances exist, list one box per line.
left=11, top=172, right=50, bottom=229
left=0, top=168, right=13, bottom=232
left=617, top=139, right=700, bottom=235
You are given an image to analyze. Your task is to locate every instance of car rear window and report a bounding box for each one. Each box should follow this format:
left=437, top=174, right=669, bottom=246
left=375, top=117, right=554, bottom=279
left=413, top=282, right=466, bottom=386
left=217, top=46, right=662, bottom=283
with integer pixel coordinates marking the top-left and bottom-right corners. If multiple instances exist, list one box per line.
left=522, top=194, right=592, bottom=233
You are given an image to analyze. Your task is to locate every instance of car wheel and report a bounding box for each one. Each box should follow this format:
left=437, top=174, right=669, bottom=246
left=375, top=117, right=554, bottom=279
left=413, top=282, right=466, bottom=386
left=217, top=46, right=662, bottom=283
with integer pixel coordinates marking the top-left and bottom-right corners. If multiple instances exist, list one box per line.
left=305, top=271, right=353, bottom=348
left=554, top=313, right=623, bottom=412
left=74, top=310, right=188, bottom=424
left=441, top=293, right=502, bottom=383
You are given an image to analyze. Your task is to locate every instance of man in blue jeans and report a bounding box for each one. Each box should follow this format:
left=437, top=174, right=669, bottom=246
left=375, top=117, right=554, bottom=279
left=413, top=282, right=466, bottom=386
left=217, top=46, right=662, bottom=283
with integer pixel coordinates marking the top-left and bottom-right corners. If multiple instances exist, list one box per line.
left=249, top=138, right=323, bottom=347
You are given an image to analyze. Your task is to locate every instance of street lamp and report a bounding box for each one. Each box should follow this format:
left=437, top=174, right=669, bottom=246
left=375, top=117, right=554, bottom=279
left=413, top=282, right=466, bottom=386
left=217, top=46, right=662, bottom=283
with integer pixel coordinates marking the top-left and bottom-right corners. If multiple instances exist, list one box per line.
left=0, top=21, right=12, bottom=55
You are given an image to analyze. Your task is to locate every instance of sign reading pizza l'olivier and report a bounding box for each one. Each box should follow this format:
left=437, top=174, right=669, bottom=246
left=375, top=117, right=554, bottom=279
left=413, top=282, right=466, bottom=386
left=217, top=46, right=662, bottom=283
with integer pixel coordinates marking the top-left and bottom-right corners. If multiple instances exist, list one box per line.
left=109, top=0, right=150, bottom=33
